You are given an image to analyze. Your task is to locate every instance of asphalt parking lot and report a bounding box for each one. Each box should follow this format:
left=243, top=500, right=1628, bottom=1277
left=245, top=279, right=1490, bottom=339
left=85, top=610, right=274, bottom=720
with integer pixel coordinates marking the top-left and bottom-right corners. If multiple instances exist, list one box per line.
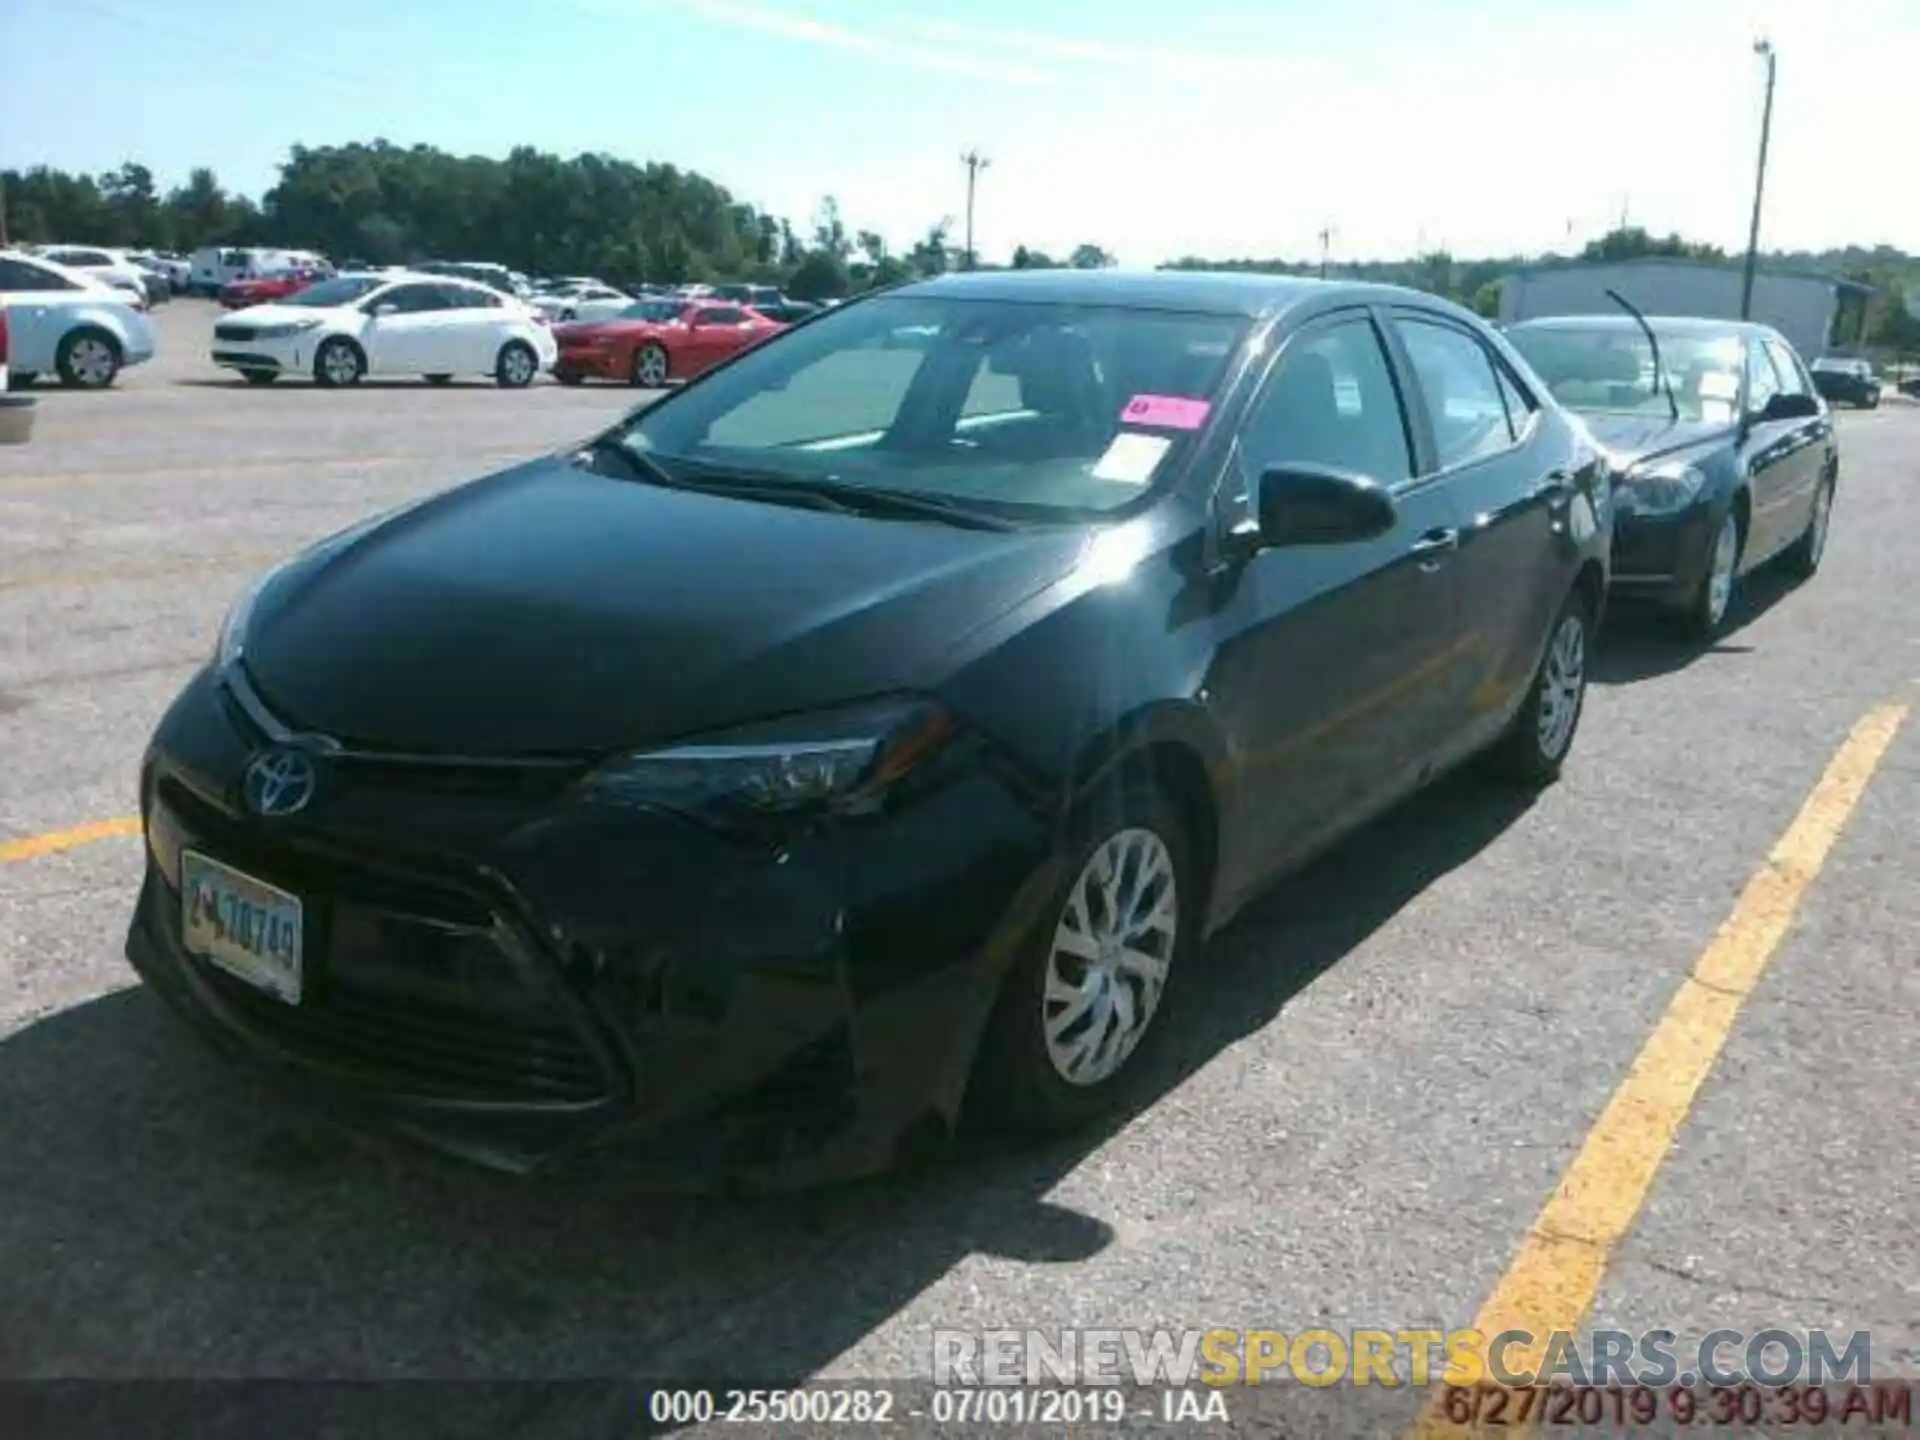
left=2, top=301, right=1915, bottom=1432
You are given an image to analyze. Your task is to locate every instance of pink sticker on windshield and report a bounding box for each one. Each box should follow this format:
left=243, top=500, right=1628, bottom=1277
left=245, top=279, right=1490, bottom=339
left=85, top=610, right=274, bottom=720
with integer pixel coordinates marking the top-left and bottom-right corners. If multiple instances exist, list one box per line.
left=1121, top=394, right=1211, bottom=430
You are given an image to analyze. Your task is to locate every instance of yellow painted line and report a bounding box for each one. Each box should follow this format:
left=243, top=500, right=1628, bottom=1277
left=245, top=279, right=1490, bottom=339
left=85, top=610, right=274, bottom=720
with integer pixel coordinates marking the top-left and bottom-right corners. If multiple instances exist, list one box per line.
left=0, top=816, right=143, bottom=863
left=1410, top=699, right=1908, bottom=1436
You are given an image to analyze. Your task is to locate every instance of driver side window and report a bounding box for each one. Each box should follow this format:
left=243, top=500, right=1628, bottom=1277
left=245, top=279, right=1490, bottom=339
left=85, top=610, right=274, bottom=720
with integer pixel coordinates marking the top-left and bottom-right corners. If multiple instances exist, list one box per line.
left=1240, top=315, right=1414, bottom=487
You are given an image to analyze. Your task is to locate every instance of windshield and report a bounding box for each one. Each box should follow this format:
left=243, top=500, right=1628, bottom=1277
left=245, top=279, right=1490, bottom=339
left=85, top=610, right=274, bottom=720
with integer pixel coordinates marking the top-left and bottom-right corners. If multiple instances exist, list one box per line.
left=619, top=301, right=686, bottom=323
left=1508, top=324, right=1744, bottom=425
left=615, top=295, right=1246, bottom=520
left=280, top=275, right=385, bottom=307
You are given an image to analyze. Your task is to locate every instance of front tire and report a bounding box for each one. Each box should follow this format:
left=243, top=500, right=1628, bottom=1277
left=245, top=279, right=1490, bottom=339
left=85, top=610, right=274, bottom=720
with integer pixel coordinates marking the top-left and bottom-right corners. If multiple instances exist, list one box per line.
left=495, top=341, right=537, bottom=389
left=1682, top=508, right=1742, bottom=640
left=632, top=343, right=670, bottom=388
left=56, top=329, right=122, bottom=389
left=313, top=337, right=364, bottom=388
left=1487, top=589, right=1591, bottom=786
left=969, top=782, right=1191, bottom=1135
left=1782, top=476, right=1834, bottom=580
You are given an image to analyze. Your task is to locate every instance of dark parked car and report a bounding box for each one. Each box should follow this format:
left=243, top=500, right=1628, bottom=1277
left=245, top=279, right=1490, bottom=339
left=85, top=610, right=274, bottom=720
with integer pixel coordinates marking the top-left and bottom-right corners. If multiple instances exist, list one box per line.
left=126, top=271, right=1609, bottom=1188
left=1507, top=315, right=1836, bottom=638
left=1807, top=356, right=1881, bottom=409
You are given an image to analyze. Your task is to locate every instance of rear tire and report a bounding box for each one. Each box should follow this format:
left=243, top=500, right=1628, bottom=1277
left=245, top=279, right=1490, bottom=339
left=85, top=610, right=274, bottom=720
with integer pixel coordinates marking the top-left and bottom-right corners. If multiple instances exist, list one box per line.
left=1486, top=588, right=1591, bottom=787
left=5, top=371, right=36, bottom=391
left=56, top=328, right=122, bottom=389
left=313, top=337, right=364, bottom=388
left=968, top=781, right=1191, bottom=1135
left=495, top=341, right=537, bottom=389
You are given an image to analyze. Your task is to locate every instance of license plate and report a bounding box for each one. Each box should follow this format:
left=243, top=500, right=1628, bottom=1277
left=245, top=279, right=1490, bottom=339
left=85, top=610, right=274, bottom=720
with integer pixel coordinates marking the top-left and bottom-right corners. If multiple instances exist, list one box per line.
left=180, top=850, right=303, bottom=1003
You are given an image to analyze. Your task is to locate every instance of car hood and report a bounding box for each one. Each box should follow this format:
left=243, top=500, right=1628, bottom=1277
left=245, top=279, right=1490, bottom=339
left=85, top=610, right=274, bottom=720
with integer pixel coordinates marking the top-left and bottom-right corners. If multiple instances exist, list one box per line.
left=1576, top=413, right=1733, bottom=468
left=555, top=319, right=679, bottom=343
left=219, top=302, right=335, bottom=326
left=244, top=456, right=1090, bottom=756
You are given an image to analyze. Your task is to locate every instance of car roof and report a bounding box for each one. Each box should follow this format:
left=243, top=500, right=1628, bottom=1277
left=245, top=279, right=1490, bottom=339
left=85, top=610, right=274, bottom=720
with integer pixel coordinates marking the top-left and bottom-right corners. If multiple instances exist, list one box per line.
left=888, top=267, right=1481, bottom=323
left=0, top=248, right=116, bottom=290
left=1508, top=313, right=1779, bottom=341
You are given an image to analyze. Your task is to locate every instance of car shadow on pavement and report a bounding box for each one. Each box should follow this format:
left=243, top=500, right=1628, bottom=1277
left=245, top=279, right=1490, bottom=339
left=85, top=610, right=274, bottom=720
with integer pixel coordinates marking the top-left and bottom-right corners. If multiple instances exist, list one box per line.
left=1592, top=563, right=1803, bottom=686
left=169, top=378, right=523, bottom=391
left=0, top=771, right=1531, bottom=1436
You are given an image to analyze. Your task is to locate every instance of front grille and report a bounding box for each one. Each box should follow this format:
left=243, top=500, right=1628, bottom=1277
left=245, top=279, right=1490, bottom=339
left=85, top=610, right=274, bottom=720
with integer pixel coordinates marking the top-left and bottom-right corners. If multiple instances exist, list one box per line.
left=192, top=954, right=607, bottom=1102
left=213, top=323, right=256, bottom=342
left=156, top=779, right=610, bottom=1104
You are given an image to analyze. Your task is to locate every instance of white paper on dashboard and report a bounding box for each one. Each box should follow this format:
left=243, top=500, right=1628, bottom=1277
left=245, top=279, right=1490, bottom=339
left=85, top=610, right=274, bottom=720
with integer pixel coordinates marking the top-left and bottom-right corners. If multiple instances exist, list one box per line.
left=1091, top=432, right=1172, bottom=485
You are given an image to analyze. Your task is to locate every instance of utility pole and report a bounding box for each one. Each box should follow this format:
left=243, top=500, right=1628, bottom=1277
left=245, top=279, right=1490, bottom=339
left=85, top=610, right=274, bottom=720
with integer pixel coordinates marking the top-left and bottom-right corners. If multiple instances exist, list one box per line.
left=1317, top=225, right=1334, bottom=280
left=960, top=149, right=990, bottom=271
left=1739, top=38, right=1777, bottom=320
left=0, top=172, right=9, bottom=248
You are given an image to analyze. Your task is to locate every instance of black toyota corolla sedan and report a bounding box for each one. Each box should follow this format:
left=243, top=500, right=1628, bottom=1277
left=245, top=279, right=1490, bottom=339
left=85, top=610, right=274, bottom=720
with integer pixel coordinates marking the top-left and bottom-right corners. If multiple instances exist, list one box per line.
left=1506, top=314, right=1837, bottom=638
left=128, top=270, right=1609, bottom=1187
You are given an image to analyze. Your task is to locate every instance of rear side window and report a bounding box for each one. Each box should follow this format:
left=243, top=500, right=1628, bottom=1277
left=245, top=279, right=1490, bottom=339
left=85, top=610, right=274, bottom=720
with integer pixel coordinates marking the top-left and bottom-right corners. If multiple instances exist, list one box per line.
left=1240, top=314, right=1414, bottom=485
left=373, top=284, right=447, bottom=314
left=695, top=306, right=748, bottom=325
left=0, top=258, right=77, bottom=290
left=1393, top=316, right=1516, bottom=470
left=438, top=284, right=500, bottom=310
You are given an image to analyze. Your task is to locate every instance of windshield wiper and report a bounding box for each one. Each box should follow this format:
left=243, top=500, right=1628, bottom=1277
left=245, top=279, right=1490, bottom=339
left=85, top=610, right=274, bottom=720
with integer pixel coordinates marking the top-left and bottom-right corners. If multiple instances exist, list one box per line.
left=1605, top=288, right=1680, bottom=424
left=573, top=434, right=678, bottom=486
left=667, top=464, right=1020, bottom=531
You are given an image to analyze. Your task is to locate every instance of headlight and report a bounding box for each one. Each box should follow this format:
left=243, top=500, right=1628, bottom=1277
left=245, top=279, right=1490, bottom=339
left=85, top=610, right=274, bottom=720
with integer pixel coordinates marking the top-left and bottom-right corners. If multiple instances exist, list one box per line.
left=1620, top=461, right=1706, bottom=515
left=251, top=320, right=321, bottom=340
left=579, top=698, right=955, bottom=825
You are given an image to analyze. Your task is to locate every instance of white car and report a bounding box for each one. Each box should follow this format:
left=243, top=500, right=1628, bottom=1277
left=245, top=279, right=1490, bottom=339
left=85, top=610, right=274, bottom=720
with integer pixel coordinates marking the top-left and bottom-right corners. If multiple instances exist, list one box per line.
left=30, top=245, right=154, bottom=307
left=531, top=280, right=628, bottom=321
left=0, top=249, right=159, bottom=388
left=209, top=271, right=557, bottom=387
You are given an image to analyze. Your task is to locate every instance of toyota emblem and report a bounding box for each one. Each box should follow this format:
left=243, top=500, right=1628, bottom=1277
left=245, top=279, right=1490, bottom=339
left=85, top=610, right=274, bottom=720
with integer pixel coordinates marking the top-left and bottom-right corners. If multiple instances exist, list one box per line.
left=243, top=748, right=318, bottom=817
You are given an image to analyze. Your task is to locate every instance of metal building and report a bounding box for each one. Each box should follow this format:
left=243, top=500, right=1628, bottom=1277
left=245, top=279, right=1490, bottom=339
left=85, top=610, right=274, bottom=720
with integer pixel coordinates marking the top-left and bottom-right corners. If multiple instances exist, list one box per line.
left=1497, top=257, right=1873, bottom=360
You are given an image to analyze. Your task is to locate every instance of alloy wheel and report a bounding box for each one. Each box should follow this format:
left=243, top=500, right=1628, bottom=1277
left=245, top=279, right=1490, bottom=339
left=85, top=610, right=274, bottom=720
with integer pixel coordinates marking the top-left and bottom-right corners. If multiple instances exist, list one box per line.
left=1535, top=610, right=1586, bottom=761
left=499, top=345, right=535, bottom=387
left=320, top=342, right=361, bottom=386
left=636, top=345, right=669, bottom=387
left=1042, top=827, right=1177, bottom=1087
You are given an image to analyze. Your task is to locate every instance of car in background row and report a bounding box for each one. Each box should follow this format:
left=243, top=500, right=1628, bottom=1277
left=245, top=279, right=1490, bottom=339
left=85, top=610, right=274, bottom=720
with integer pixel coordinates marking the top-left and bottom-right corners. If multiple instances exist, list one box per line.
left=132, top=251, right=193, bottom=292
left=0, top=309, right=37, bottom=442
left=1807, top=356, right=1882, bottom=409
left=535, top=280, right=630, bottom=322
left=125, top=270, right=1609, bottom=1185
left=189, top=247, right=329, bottom=297
left=415, top=260, right=525, bottom=299
left=30, top=245, right=159, bottom=308
left=0, top=249, right=158, bottom=389
left=221, top=266, right=334, bottom=309
left=1508, top=314, right=1835, bottom=638
left=210, top=271, right=555, bottom=387
left=552, top=299, right=784, bottom=386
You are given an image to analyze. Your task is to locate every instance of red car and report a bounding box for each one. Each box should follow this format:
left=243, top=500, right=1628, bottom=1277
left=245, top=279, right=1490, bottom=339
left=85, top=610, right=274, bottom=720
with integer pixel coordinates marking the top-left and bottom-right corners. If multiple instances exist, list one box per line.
left=220, top=268, right=331, bottom=309
left=552, top=300, right=785, bottom=387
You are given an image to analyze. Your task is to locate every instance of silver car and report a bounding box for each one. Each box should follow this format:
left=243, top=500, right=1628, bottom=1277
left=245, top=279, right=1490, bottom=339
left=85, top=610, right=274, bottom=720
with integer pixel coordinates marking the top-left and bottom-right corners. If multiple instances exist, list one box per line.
left=0, top=249, right=159, bottom=388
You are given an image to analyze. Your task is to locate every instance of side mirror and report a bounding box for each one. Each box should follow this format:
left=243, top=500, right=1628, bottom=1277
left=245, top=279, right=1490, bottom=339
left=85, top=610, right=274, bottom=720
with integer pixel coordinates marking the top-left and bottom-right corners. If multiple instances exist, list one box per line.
left=1256, top=463, right=1398, bottom=548
left=1758, top=391, right=1820, bottom=422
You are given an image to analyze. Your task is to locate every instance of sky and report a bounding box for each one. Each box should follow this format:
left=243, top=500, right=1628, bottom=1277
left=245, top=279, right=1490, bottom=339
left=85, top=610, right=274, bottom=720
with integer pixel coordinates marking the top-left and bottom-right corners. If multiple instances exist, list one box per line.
left=4, top=0, right=1917, bottom=267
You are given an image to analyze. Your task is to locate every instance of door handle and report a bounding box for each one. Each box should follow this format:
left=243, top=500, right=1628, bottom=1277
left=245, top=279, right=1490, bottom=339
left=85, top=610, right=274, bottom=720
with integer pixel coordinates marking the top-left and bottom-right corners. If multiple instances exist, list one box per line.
left=1409, top=528, right=1459, bottom=568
